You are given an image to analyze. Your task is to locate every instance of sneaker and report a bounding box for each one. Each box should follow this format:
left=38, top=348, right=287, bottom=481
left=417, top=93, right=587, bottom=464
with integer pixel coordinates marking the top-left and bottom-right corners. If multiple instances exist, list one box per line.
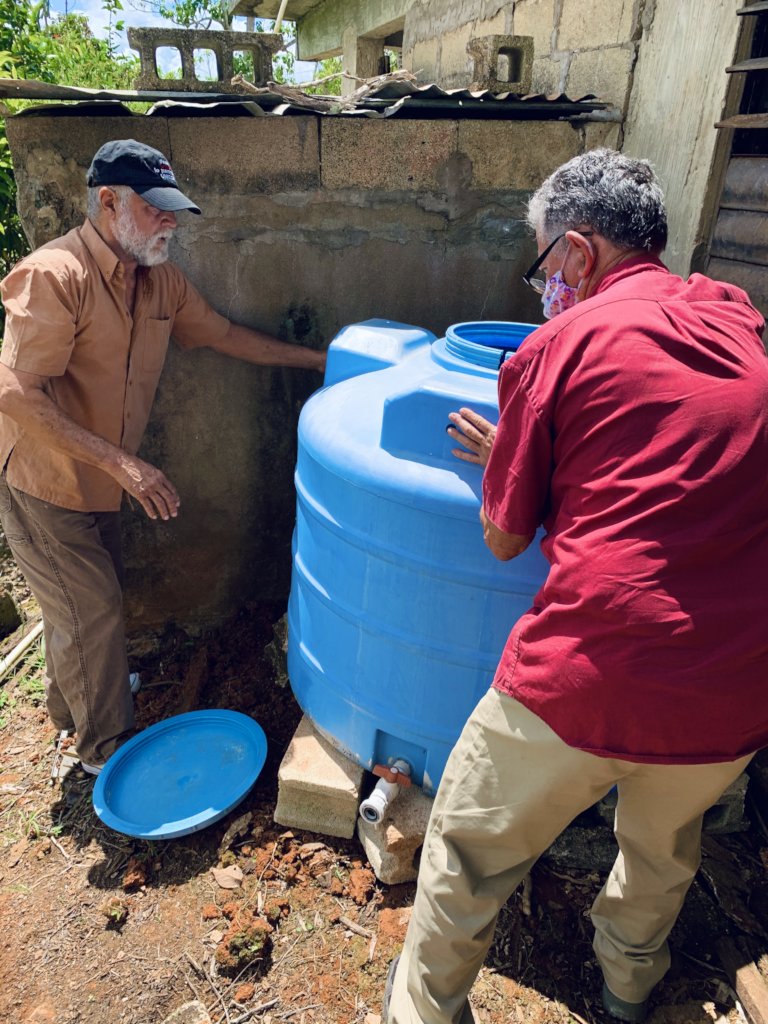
left=61, top=744, right=105, bottom=777
left=602, top=983, right=649, bottom=1023
left=382, top=954, right=400, bottom=1023
left=129, top=672, right=142, bottom=695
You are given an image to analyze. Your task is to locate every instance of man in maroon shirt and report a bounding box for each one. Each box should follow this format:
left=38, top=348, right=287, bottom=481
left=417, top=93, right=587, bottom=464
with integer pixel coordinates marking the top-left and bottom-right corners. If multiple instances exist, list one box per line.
left=384, top=149, right=768, bottom=1024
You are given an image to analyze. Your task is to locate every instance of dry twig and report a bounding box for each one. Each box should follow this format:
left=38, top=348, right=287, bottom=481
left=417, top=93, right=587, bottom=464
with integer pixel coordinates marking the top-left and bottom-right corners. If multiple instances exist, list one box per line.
left=276, top=1005, right=321, bottom=1020
left=338, top=915, right=373, bottom=938
left=49, top=835, right=71, bottom=860
left=230, top=67, right=419, bottom=114
left=230, top=999, right=279, bottom=1023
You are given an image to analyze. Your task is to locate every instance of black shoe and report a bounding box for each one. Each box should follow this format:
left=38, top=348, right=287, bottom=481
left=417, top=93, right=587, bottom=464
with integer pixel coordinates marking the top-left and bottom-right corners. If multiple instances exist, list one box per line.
left=382, top=954, right=400, bottom=1022
left=602, top=983, right=649, bottom=1023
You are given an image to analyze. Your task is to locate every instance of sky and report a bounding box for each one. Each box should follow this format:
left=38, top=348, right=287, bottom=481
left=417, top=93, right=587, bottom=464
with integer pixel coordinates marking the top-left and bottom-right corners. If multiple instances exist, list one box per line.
left=46, top=0, right=317, bottom=82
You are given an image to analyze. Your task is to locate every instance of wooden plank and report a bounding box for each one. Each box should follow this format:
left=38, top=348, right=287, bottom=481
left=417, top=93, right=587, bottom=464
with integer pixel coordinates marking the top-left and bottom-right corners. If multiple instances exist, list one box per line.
left=711, top=208, right=768, bottom=265
left=727, top=56, right=768, bottom=72
left=738, top=1, right=768, bottom=13
left=692, top=10, right=756, bottom=275
left=721, top=157, right=768, bottom=212
left=708, top=257, right=768, bottom=317
left=717, top=938, right=768, bottom=1024
left=716, top=113, right=768, bottom=129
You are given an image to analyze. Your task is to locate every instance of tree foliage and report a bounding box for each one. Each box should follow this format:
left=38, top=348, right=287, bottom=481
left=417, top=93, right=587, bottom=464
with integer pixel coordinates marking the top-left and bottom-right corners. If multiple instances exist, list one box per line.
left=303, top=56, right=342, bottom=96
left=130, top=0, right=234, bottom=31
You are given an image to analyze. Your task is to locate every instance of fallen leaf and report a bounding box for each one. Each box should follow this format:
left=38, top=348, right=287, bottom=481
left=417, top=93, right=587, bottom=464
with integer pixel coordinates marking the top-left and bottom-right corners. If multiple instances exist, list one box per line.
left=211, top=865, right=244, bottom=889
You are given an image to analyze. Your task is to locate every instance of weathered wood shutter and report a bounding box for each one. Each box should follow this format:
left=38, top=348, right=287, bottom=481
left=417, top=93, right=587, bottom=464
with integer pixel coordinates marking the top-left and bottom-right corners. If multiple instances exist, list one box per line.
left=705, top=4, right=768, bottom=317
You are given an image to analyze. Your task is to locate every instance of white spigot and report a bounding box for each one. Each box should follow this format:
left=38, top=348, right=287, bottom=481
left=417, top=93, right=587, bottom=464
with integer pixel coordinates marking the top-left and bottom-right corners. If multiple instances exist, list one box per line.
left=359, top=759, right=411, bottom=825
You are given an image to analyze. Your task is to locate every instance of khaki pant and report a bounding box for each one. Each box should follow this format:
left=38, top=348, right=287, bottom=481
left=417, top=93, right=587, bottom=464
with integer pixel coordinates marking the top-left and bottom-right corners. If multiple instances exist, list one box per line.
left=0, top=475, right=134, bottom=766
left=388, top=688, right=752, bottom=1024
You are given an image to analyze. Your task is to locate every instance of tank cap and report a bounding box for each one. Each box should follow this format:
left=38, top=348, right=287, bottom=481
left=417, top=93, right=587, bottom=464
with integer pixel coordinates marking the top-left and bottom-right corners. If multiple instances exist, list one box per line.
left=445, top=321, right=537, bottom=369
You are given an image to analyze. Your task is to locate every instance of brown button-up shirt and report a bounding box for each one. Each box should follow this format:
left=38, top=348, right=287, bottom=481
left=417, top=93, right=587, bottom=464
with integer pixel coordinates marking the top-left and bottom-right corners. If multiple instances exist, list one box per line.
left=0, top=219, right=230, bottom=511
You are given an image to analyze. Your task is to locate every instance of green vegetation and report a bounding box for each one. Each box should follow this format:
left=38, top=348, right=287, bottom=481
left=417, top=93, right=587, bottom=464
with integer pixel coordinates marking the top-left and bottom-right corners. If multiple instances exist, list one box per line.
left=304, top=55, right=343, bottom=96
left=0, top=636, right=45, bottom=726
left=0, top=687, right=14, bottom=728
left=131, top=0, right=235, bottom=31
left=17, top=643, right=46, bottom=704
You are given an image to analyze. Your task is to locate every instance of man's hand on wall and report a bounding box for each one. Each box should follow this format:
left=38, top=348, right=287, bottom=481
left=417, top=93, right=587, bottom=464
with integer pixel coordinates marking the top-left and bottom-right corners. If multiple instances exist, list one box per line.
left=447, top=407, right=497, bottom=467
left=114, top=453, right=180, bottom=521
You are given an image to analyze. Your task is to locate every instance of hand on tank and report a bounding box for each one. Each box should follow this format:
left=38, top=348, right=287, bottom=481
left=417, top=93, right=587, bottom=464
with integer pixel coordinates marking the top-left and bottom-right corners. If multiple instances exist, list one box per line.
left=113, top=453, right=181, bottom=521
left=447, top=408, right=497, bottom=467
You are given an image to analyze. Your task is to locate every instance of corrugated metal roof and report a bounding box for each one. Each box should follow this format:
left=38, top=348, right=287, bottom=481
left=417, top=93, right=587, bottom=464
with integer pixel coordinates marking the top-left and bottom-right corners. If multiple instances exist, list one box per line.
left=0, top=77, right=612, bottom=121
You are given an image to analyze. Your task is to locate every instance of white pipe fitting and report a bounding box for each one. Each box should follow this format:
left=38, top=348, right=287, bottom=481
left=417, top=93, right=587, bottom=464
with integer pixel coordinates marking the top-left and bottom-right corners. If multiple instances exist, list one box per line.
left=359, top=759, right=411, bottom=825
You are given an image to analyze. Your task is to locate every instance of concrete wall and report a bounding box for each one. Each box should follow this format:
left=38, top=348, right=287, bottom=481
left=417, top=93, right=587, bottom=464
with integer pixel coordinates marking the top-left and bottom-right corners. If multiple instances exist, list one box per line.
left=400, top=0, right=742, bottom=276
left=6, top=112, right=605, bottom=633
left=285, top=0, right=744, bottom=277
left=298, top=0, right=412, bottom=59
left=401, top=0, right=640, bottom=111
left=622, top=0, right=743, bottom=276
left=293, top=0, right=640, bottom=108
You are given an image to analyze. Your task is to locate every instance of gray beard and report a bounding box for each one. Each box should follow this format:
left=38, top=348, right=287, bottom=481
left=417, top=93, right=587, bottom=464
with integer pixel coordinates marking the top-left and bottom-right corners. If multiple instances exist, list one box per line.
left=114, top=206, right=173, bottom=267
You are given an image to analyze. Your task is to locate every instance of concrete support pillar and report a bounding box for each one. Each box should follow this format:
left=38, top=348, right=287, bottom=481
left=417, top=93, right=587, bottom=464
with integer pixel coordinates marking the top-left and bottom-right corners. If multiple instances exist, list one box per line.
left=341, top=25, right=385, bottom=96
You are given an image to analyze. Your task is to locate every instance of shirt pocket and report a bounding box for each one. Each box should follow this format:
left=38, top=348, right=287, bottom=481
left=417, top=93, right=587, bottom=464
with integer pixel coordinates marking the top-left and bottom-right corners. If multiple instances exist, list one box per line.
left=140, top=317, right=172, bottom=373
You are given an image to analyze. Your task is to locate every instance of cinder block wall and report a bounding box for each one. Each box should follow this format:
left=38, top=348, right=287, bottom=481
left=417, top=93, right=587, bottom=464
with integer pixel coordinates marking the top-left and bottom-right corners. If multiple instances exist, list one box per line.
left=402, top=0, right=639, bottom=112
left=6, top=113, right=611, bottom=632
left=401, top=0, right=745, bottom=281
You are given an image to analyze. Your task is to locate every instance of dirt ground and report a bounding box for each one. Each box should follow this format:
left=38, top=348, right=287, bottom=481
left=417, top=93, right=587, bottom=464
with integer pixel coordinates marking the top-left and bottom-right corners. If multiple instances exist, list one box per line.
left=0, top=547, right=767, bottom=1024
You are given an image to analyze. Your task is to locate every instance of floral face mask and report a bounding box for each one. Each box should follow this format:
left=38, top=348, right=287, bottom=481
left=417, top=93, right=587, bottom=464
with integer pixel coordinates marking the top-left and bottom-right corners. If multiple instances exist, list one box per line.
left=541, top=270, right=580, bottom=319
left=524, top=231, right=595, bottom=320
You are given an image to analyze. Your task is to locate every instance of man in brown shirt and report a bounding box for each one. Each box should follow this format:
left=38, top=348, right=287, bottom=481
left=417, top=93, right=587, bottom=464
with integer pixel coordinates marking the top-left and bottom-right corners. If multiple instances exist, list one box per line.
left=0, top=139, right=325, bottom=773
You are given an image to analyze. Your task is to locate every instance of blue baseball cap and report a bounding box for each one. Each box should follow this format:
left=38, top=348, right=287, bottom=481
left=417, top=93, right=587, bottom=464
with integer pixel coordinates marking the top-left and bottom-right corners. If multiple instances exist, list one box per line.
left=87, top=139, right=201, bottom=215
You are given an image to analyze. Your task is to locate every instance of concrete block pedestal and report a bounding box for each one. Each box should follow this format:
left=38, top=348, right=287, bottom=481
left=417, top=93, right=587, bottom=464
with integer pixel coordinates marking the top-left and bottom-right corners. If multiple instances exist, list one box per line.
left=275, top=716, right=753, bottom=882
left=274, top=715, right=364, bottom=839
left=274, top=714, right=434, bottom=882
left=357, top=783, right=434, bottom=885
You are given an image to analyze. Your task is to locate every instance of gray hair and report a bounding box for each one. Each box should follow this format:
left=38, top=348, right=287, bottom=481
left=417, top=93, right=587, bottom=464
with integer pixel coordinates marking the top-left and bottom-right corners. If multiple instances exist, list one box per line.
left=86, top=184, right=134, bottom=220
left=527, top=148, right=668, bottom=253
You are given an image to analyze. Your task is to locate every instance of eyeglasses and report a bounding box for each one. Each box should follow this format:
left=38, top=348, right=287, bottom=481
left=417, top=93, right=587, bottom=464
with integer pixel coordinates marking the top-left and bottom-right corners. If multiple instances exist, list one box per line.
left=522, top=231, right=594, bottom=294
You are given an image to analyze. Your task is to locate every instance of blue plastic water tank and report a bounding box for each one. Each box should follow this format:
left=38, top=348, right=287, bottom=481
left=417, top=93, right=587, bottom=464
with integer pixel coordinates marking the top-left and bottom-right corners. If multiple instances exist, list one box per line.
left=287, top=319, right=549, bottom=794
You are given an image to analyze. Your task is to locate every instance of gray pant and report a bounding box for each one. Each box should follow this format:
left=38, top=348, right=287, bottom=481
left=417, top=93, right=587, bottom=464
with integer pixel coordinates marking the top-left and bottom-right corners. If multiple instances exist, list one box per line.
left=0, top=475, right=134, bottom=765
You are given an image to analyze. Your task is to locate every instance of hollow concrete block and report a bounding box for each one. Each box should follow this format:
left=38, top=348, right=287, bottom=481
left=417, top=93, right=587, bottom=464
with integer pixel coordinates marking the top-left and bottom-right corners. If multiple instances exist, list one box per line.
left=273, top=715, right=364, bottom=839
